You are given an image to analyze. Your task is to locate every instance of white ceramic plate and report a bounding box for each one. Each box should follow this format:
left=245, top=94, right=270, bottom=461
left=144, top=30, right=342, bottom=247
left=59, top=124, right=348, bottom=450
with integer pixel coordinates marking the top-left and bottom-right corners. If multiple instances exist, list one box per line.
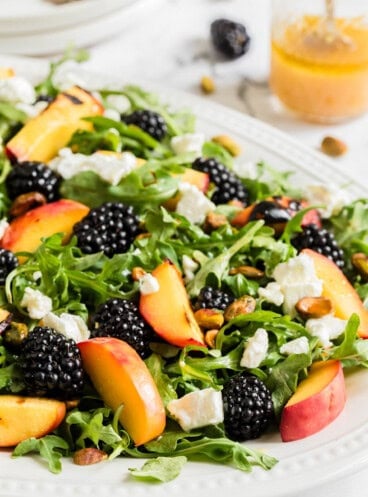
left=0, top=0, right=159, bottom=56
left=0, top=55, right=367, bottom=497
left=0, top=0, right=139, bottom=33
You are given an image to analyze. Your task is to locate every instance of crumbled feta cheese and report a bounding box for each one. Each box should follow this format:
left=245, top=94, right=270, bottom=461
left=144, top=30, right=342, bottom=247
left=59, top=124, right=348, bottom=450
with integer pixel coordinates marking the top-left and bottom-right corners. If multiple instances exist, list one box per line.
left=304, top=184, right=351, bottom=218
left=232, top=160, right=258, bottom=180
left=258, top=282, right=284, bottom=306
left=105, top=94, right=131, bottom=114
left=138, top=273, right=160, bottom=295
left=176, top=183, right=215, bottom=224
left=280, top=336, right=309, bottom=355
left=272, top=253, right=323, bottom=317
left=182, top=254, right=199, bottom=282
left=240, top=328, right=269, bottom=368
left=41, top=312, right=90, bottom=343
left=32, top=271, right=42, bottom=281
left=167, top=388, right=224, bottom=431
left=171, top=133, right=205, bottom=155
left=306, top=315, right=347, bottom=348
left=20, top=287, right=52, bottom=320
left=0, top=76, right=35, bottom=104
left=51, top=60, right=108, bottom=92
left=103, top=108, right=121, bottom=122
left=15, top=100, right=48, bottom=120
left=0, top=218, right=9, bottom=239
left=48, top=148, right=137, bottom=185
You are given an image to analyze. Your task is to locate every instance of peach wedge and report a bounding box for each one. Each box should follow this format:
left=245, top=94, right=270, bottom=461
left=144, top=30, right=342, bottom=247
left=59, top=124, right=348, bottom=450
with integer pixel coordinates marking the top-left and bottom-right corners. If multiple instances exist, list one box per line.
left=303, top=248, right=368, bottom=338
left=280, top=360, right=345, bottom=442
left=139, top=260, right=205, bottom=347
left=1, top=199, right=89, bottom=258
left=0, top=395, right=66, bottom=447
left=78, top=337, right=166, bottom=446
left=5, top=85, right=103, bottom=163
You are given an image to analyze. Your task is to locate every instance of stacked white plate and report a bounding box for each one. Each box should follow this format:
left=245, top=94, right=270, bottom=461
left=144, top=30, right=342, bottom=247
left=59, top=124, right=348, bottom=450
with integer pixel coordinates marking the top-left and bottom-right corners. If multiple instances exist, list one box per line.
left=0, top=0, right=149, bottom=55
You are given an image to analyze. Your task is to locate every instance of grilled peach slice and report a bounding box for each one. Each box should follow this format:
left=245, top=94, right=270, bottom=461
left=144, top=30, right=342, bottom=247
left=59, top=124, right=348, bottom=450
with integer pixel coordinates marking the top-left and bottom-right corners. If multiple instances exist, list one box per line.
left=1, top=199, right=89, bottom=258
left=280, top=360, right=345, bottom=442
left=0, top=395, right=66, bottom=447
left=5, top=86, right=103, bottom=163
left=139, top=260, right=205, bottom=347
left=303, top=248, right=368, bottom=338
left=78, top=337, right=166, bottom=446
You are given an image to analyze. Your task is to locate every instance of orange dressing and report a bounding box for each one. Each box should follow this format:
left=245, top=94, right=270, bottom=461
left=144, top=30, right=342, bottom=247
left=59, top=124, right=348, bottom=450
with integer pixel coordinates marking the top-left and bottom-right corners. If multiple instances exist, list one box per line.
left=270, top=15, right=368, bottom=122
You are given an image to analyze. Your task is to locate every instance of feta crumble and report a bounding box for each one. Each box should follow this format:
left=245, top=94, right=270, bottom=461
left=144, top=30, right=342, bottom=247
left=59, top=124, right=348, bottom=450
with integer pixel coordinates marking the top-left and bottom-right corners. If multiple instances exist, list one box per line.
left=304, top=184, right=351, bottom=219
left=32, top=271, right=42, bottom=281
left=171, top=133, right=205, bottom=155
left=103, top=108, right=121, bottom=122
left=0, top=218, right=9, bottom=240
left=232, top=160, right=258, bottom=180
left=182, top=254, right=199, bottom=282
left=41, top=312, right=90, bottom=343
left=0, top=76, right=35, bottom=104
left=138, top=273, right=160, bottom=295
left=20, top=287, right=52, bottom=320
left=105, top=94, right=131, bottom=114
left=176, top=183, right=215, bottom=224
left=167, top=388, right=224, bottom=431
left=258, top=282, right=284, bottom=306
left=306, top=314, right=347, bottom=348
left=48, top=148, right=137, bottom=186
left=272, top=253, right=323, bottom=317
left=280, top=336, right=309, bottom=356
left=240, top=328, right=269, bottom=368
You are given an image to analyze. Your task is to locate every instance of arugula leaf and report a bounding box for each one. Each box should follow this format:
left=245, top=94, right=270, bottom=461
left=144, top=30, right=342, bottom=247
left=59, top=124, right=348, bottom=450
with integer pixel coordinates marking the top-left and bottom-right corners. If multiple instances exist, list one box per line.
left=186, top=221, right=264, bottom=297
left=129, top=456, right=187, bottom=482
left=202, top=141, right=234, bottom=169
left=145, top=353, right=178, bottom=406
left=265, top=353, right=312, bottom=416
left=12, top=435, right=70, bottom=473
left=127, top=430, right=277, bottom=473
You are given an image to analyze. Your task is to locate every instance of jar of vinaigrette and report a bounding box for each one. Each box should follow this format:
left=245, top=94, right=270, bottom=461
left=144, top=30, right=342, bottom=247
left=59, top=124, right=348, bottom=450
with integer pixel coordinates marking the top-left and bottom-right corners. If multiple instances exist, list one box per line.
left=270, top=0, right=368, bottom=123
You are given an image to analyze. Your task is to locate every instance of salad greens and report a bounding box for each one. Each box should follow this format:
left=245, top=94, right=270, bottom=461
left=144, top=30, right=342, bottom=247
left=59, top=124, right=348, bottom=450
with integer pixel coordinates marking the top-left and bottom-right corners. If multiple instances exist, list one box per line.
left=0, top=54, right=368, bottom=484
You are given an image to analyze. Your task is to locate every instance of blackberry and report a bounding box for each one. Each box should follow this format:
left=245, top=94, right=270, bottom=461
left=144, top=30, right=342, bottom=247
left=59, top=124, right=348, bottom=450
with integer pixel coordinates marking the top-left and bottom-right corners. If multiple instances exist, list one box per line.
left=90, top=298, right=154, bottom=358
left=192, top=157, right=249, bottom=205
left=5, top=161, right=61, bottom=202
left=291, top=224, right=345, bottom=269
left=210, top=18, right=251, bottom=59
left=222, top=372, right=274, bottom=441
left=122, top=109, right=167, bottom=141
left=19, top=326, right=84, bottom=399
left=73, top=202, right=140, bottom=258
left=193, top=286, right=235, bottom=311
left=0, top=249, right=18, bottom=285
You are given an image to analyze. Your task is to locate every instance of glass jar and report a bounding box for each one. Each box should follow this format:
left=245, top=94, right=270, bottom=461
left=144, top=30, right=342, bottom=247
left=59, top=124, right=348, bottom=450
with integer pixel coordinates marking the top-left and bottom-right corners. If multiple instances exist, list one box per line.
left=270, top=0, right=368, bottom=123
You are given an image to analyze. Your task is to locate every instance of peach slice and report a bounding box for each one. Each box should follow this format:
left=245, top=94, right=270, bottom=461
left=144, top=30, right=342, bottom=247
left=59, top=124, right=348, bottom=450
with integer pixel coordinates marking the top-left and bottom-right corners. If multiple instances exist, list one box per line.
left=78, top=337, right=166, bottom=446
left=1, top=199, right=89, bottom=258
left=5, top=86, right=103, bottom=163
left=280, top=360, right=345, bottom=442
left=139, top=260, right=205, bottom=347
left=0, top=395, right=66, bottom=447
left=303, top=248, right=368, bottom=338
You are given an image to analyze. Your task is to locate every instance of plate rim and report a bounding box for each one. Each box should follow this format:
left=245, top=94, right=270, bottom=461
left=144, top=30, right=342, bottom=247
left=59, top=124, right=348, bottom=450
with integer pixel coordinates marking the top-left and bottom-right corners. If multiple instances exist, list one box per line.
left=0, top=56, right=367, bottom=497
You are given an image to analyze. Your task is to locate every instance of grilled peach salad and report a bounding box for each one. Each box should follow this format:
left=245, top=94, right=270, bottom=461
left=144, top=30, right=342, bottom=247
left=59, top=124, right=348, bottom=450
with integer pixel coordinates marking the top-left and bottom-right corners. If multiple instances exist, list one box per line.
left=0, top=56, right=366, bottom=483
